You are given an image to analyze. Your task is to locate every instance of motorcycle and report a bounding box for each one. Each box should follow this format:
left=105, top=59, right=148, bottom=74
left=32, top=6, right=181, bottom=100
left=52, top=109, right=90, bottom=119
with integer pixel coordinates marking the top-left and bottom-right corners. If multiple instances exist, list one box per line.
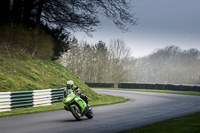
left=62, top=89, right=93, bottom=121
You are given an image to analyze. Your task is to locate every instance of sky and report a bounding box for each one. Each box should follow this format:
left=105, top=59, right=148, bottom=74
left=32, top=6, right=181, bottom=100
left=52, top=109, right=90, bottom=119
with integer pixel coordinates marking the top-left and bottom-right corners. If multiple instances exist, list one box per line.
left=72, top=0, right=200, bottom=58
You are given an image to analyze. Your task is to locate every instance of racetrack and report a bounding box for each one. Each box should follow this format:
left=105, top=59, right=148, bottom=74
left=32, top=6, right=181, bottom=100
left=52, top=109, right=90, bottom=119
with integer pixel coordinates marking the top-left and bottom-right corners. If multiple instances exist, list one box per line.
left=1, top=89, right=200, bottom=133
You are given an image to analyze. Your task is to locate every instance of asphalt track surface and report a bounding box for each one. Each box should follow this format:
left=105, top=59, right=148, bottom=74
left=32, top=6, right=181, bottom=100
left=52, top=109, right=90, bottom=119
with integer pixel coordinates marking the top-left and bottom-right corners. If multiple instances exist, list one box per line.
left=1, top=89, right=200, bottom=133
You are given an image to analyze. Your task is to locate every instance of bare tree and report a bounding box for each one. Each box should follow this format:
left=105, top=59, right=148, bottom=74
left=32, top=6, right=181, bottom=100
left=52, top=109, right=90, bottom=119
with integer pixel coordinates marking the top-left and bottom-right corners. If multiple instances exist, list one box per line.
left=135, top=45, right=200, bottom=84
left=60, top=38, right=136, bottom=84
left=108, top=39, right=135, bottom=84
left=41, top=0, right=137, bottom=34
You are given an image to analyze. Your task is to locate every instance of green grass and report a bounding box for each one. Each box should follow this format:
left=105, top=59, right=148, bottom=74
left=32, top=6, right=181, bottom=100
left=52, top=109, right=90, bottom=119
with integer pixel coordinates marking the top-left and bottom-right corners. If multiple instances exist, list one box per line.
left=91, top=94, right=128, bottom=106
left=0, top=53, right=97, bottom=99
left=0, top=94, right=128, bottom=117
left=122, top=112, right=200, bottom=133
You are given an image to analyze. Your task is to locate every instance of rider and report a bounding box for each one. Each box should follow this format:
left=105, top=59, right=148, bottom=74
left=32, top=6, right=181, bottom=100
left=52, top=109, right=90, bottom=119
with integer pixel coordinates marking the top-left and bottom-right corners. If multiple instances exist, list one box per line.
left=65, top=80, right=90, bottom=108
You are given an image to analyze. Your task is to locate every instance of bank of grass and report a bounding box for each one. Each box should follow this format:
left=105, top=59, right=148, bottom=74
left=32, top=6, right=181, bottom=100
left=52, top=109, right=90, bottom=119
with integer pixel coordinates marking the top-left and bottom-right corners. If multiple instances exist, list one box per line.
left=122, top=112, right=200, bottom=133
left=0, top=52, right=98, bottom=98
left=0, top=94, right=128, bottom=117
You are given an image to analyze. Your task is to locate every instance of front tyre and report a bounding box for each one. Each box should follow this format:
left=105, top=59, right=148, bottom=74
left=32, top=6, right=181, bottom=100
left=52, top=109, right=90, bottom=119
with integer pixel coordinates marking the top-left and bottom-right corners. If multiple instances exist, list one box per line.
left=70, top=106, right=82, bottom=121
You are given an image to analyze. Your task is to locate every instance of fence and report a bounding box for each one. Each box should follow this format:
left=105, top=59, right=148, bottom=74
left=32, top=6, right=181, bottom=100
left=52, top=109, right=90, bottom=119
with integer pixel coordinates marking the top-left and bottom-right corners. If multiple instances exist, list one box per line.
left=85, top=82, right=200, bottom=92
left=118, top=83, right=200, bottom=92
left=0, top=88, right=64, bottom=112
left=85, top=83, right=114, bottom=88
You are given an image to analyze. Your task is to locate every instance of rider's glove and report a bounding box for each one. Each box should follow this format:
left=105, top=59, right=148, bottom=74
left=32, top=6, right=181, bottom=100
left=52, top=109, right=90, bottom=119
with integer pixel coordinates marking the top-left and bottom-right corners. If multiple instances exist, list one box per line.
left=75, top=92, right=81, bottom=95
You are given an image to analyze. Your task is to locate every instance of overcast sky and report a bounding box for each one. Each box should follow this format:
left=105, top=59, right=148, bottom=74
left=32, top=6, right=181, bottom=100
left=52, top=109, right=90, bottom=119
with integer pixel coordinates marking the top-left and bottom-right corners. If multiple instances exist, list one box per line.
left=72, top=0, right=200, bottom=58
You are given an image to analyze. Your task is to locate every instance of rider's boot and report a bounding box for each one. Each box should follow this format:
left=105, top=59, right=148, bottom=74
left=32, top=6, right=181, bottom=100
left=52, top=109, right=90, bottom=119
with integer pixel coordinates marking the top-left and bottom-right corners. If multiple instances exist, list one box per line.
left=64, top=106, right=68, bottom=111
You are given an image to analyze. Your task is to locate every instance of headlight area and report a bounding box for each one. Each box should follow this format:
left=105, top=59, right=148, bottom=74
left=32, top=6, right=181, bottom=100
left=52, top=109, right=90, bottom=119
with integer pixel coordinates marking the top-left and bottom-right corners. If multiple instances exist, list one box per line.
left=65, top=97, right=72, bottom=102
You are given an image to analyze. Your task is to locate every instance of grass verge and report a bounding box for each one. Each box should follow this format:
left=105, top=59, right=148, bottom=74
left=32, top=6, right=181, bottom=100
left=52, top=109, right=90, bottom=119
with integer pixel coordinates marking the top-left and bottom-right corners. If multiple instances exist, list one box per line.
left=0, top=94, right=128, bottom=117
left=122, top=112, right=200, bottom=133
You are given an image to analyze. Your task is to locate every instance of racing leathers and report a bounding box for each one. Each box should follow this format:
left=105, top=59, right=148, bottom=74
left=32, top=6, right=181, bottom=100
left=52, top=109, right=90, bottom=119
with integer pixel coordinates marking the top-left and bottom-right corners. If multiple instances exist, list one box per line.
left=64, top=85, right=89, bottom=105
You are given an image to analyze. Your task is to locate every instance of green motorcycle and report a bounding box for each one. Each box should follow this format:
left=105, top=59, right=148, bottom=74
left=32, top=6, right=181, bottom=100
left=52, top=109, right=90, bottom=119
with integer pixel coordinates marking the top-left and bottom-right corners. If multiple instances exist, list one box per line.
left=62, top=89, right=93, bottom=121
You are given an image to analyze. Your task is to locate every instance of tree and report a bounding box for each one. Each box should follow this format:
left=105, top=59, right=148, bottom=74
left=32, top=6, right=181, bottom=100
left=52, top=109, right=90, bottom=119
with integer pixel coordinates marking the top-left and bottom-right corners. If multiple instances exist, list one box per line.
left=108, top=39, right=134, bottom=84
left=12, top=0, right=23, bottom=24
left=93, top=41, right=108, bottom=82
left=0, top=0, right=10, bottom=24
left=1, top=0, right=136, bottom=33
left=40, top=25, right=73, bottom=60
left=23, top=0, right=34, bottom=25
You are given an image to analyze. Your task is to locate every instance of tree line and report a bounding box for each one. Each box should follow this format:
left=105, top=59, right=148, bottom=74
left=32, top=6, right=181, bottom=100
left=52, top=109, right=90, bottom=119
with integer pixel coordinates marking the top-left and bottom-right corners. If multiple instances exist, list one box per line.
left=59, top=43, right=200, bottom=85
left=59, top=39, right=135, bottom=85
left=134, top=45, right=200, bottom=84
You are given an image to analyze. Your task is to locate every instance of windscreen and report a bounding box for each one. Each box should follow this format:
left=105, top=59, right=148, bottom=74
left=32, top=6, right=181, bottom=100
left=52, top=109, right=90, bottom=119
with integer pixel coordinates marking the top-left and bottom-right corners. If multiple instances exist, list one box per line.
left=64, top=89, right=73, bottom=98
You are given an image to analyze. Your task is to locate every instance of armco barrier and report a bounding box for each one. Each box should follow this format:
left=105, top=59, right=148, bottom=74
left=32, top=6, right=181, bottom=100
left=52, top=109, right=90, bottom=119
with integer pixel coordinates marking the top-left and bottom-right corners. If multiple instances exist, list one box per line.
left=195, top=85, right=200, bottom=92
left=165, top=84, right=179, bottom=91
left=0, top=92, right=11, bottom=112
left=179, top=85, right=195, bottom=91
left=0, top=88, right=65, bottom=112
left=88, top=82, right=200, bottom=91
left=85, top=83, right=114, bottom=88
left=11, top=91, right=33, bottom=109
left=33, top=89, right=51, bottom=107
left=155, top=84, right=166, bottom=90
left=51, top=88, right=65, bottom=104
left=118, top=83, right=200, bottom=92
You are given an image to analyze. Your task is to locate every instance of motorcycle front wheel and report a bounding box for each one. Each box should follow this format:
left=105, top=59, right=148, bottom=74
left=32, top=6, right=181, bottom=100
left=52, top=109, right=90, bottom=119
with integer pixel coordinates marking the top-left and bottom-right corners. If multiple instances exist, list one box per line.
left=70, top=105, right=82, bottom=121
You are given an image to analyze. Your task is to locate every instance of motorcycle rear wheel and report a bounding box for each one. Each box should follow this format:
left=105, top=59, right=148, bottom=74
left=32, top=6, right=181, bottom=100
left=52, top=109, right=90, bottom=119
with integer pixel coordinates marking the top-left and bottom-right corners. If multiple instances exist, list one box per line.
left=85, top=108, right=93, bottom=119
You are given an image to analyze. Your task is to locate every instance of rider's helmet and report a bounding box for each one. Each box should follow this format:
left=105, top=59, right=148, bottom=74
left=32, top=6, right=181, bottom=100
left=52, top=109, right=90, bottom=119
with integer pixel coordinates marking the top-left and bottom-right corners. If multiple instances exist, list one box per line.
left=66, top=80, right=74, bottom=89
